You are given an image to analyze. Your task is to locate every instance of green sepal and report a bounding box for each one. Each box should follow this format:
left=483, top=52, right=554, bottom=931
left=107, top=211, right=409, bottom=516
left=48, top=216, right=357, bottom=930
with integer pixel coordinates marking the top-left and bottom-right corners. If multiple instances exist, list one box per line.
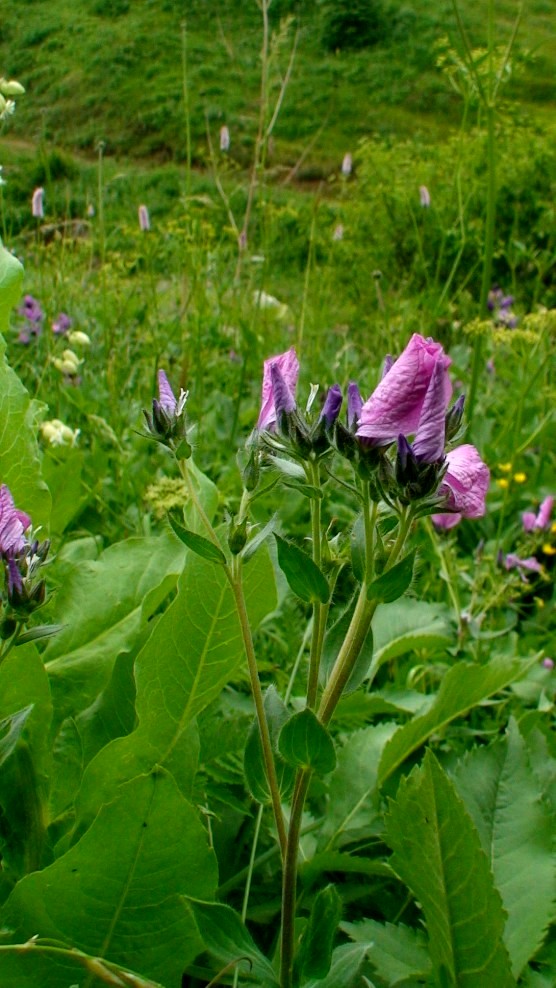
left=168, top=514, right=227, bottom=565
left=274, top=534, right=330, bottom=604
left=367, top=549, right=416, bottom=602
left=278, top=708, right=336, bottom=776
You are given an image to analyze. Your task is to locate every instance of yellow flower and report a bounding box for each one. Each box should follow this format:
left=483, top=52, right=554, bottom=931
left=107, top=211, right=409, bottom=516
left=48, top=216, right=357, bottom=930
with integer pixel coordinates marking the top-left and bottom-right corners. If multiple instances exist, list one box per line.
left=496, top=478, right=509, bottom=489
left=513, top=472, right=526, bottom=483
left=542, top=543, right=556, bottom=556
left=498, top=462, right=512, bottom=473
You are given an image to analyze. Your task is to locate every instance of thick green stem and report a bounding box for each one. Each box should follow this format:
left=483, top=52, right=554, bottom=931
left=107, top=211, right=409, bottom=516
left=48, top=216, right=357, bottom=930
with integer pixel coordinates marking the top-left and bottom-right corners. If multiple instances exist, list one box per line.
left=306, top=460, right=325, bottom=708
left=230, top=559, right=287, bottom=860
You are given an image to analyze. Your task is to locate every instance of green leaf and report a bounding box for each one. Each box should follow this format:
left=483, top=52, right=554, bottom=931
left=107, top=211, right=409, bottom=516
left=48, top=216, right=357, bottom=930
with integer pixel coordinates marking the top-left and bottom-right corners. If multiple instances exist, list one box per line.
left=241, top=515, right=276, bottom=564
left=168, top=513, right=227, bottom=565
left=274, top=534, right=330, bottom=604
left=282, top=479, right=323, bottom=500
left=0, top=944, right=167, bottom=988
left=318, top=724, right=397, bottom=852
left=44, top=534, right=185, bottom=725
left=278, top=708, right=336, bottom=776
left=74, top=545, right=277, bottom=833
left=342, top=919, right=432, bottom=986
left=378, top=655, right=534, bottom=787
left=297, top=884, right=341, bottom=980
left=187, top=899, right=278, bottom=985
left=371, top=598, right=453, bottom=670
left=244, top=685, right=294, bottom=803
left=299, top=852, right=396, bottom=891
left=452, top=720, right=554, bottom=978
left=0, top=707, right=34, bottom=766
left=0, top=239, right=24, bottom=336
left=4, top=770, right=217, bottom=988
left=385, top=752, right=516, bottom=988
left=366, top=550, right=416, bottom=602
left=303, top=943, right=370, bottom=988
left=15, top=625, right=63, bottom=645
left=41, top=448, right=86, bottom=536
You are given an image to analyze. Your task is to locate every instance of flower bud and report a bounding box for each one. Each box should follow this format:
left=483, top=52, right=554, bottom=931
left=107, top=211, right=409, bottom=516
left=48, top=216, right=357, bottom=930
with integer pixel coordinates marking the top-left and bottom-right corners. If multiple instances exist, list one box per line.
left=445, top=395, right=465, bottom=442
left=0, top=79, right=25, bottom=96
left=228, top=517, right=248, bottom=555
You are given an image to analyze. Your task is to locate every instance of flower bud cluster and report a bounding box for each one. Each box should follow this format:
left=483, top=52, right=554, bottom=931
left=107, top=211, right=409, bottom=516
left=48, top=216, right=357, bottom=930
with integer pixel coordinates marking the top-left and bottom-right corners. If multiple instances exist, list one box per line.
left=254, top=335, right=490, bottom=526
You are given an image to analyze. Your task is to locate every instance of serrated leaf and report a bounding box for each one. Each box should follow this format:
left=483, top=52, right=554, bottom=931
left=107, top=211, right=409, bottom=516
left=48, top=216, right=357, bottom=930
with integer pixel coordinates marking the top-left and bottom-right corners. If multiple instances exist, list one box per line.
left=385, top=751, right=516, bottom=987
left=378, top=655, right=534, bottom=787
left=274, top=534, right=330, bottom=604
left=168, top=514, right=227, bottom=565
left=367, top=550, right=416, bottom=602
left=342, top=919, right=432, bottom=986
left=452, top=720, right=554, bottom=978
left=297, top=884, right=341, bottom=980
left=244, top=685, right=294, bottom=803
left=4, top=771, right=217, bottom=988
left=278, top=708, right=336, bottom=776
left=187, top=899, right=278, bottom=985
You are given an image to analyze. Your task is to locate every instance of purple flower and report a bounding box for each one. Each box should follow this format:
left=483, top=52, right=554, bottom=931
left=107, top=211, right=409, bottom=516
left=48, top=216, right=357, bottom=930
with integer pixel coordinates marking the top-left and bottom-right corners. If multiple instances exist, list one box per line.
left=522, top=495, right=554, bottom=532
left=157, top=369, right=179, bottom=416
left=542, top=657, right=554, bottom=670
left=0, top=485, right=31, bottom=555
left=320, top=384, right=343, bottom=428
left=432, top=444, right=490, bottom=527
left=144, top=370, right=189, bottom=447
left=52, top=312, right=72, bottom=336
left=31, top=187, right=44, bottom=219
left=504, top=553, right=543, bottom=575
left=411, top=360, right=448, bottom=462
left=419, top=185, right=431, bottom=208
left=257, top=347, right=299, bottom=432
left=347, top=382, right=363, bottom=432
left=138, top=204, right=150, bottom=231
left=19, top=294, right=44, bottom=326
left=356, top=334, right=452, bottom=444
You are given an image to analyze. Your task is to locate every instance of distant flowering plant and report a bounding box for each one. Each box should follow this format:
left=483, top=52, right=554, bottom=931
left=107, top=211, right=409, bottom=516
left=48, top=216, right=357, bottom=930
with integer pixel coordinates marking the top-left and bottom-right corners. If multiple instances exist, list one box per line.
left=522, top=496, right=554, bottom=533
left=341, top=152, right=353, bottom=176
left=138, top=204, right=150, bottom=231
left=17, top=293, right=44, bottom=343
left=31, top=187, right=44, bottom=219
left=0, top=484, right=49, bottom=619
left=419, top=185, right=431, bottom=207
left=219, top=125, right=230, bottom=151
left=52, top=312, right=72, bottom=335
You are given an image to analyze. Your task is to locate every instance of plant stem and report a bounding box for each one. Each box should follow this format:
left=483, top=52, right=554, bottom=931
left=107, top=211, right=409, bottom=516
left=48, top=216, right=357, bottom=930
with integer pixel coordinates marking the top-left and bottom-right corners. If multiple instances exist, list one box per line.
left=230, top=557, right=287, bottom=860
left=306, top=460, right=324, bottom=708
left=280, top=768, right=312, bottom=988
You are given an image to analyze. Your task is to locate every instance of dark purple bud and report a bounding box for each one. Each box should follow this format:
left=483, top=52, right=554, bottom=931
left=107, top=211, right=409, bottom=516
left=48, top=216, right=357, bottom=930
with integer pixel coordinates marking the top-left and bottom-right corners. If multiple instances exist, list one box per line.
left=270, top=362, right=296, bottom=419
left=7, top=557, right=23, bottom=597
left=347, top=382, right=363, bottom=431
left=320, top=385, right=342, bottom=428
left=445, top=394, right=465, bottom=442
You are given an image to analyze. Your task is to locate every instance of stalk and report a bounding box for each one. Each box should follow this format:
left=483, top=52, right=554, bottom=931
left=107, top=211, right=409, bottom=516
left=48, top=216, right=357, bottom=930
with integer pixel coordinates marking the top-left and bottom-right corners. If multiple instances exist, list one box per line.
left=306, top=460, right=324, bottom=708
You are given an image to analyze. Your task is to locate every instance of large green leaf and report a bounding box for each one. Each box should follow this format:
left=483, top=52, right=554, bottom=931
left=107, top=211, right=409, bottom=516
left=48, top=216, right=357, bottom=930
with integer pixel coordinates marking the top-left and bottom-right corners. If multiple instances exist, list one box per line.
left=385, top=752, right=516, bottom=988
left=318, top=723, right=397, bottom=852
left=278, top=708, right=336, bottom=776
left=368, top=598, right=453, bottom=681
left=452, top=720, right=554, bottom=978
left=0, top=244, right=50, bottom=529
left=342, top=919, right=432, bottom=986
left=378, top=655, right=534, bottom=787
left=0, top=945, right=167, bottom=988
left=4, top=770, right=217, bottom=988
left=187, top=899, right=278, bottom=985
left=74, top=545, right=277, bottom=832
left=0, top=645, right=52, bottom=880
left=44, top=534, right=185, bottom=725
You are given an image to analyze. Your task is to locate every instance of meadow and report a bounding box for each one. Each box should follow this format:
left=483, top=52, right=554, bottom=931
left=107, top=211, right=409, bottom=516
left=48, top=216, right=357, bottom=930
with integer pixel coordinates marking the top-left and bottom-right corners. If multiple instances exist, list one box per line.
left=0, top=1, right=554, bottom=986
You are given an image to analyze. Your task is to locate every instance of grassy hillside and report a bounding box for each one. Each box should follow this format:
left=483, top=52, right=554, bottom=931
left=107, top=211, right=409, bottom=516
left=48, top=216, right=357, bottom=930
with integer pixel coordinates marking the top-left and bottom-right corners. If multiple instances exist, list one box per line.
left=1, top=0, right=555, bottom=173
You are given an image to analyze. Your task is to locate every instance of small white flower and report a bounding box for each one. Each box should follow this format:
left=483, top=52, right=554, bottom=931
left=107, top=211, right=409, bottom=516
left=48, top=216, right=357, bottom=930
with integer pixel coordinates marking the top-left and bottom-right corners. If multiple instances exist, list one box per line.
left=53, top=349, right=83, bottom=376
left=0, top=99, right=15, bottom=121
left=67, top=330, right=91, bottom=347
left=40, top=418, right=80, bottom=447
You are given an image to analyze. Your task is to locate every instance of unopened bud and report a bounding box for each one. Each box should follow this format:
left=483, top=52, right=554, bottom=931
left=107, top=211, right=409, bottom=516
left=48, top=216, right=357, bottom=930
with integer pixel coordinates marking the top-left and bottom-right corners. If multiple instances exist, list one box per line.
left=228, top=517, right=248, bottom=555
left=0, top=79, right=25, bottom=96
left=445, top=395, right=465, bottom=442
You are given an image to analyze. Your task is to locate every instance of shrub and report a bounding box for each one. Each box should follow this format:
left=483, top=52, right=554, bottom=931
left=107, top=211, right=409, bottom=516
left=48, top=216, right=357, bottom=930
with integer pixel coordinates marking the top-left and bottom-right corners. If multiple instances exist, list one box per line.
left=320, top=0, right=387, bottom=52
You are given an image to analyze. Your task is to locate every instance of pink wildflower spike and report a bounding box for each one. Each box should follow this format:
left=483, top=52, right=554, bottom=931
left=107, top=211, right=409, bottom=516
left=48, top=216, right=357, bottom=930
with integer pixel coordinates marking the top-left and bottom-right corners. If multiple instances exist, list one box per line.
left=504, top=553, right=543, bottom=575
left=219, top=125, right=230, bottom=151
left=257, top=347, right=299, bottom=432
left=0, top=485, right=30, bottom=554
left=356, top=334, right=452, bottom=443
left=138, top=204, right=150, bottom=231
left=32, top=187, right=44, bottom=219
left=521, top=511, right=537, bottom=533
left=419, top=185, right=431, bottom=207
left=341, top=153, right=352, bottom=177
left=536, top=495, right=554, bottom=530
left=157, top=370, right=177, bottom=416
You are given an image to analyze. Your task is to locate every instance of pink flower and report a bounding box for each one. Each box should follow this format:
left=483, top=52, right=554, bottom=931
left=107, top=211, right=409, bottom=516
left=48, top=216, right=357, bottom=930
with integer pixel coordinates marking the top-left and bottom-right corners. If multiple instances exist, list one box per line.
left=32, top=187, right=44, bottom=219
left=219, top=125, right=230, bottom=151
left=504, top=553, right=543, bottom=576
left=257, top=347, right=299, bottom=432
left=356, top=334, right=452, bottom=443
left=432, top=445, right=490, bottom=527
left=0, top=485, right=31, bottom=555
left=522, top=495, right=554, bottom=533
left=419, top=185, right=431, bottom=208
left=341, top=153, right=352, bottom=177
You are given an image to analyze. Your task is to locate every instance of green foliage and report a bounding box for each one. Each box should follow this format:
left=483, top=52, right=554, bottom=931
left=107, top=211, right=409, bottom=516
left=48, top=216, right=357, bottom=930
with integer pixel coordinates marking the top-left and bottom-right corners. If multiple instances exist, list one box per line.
left=343, top=918, right=432, bottom=985
left=187, top=899, right=279, bottom=985
left=386, top=751, right=516, bottom=987
left=367, top=549, right=416, bottom=602
left=274, top=533, right=330, bottom=604
left=278, top=707, right=336, bottom=775
left=320, top=0, right=386, bottom=52
left=296, top=883, right=342, bottom=980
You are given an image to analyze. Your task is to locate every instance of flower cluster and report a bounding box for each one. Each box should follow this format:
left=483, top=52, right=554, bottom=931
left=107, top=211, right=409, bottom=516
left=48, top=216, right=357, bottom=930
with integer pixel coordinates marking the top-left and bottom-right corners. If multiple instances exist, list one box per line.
left=487, top=287, right=518, bottom=329
left=500, top=495, right=555, bottom=582
left=17, top=294, right=44, bottom=344
left=255, top=334, right=489, bottom=526
left=0, top=485, right=49, bottom=623
left=0, top=77, right=24, bottom=122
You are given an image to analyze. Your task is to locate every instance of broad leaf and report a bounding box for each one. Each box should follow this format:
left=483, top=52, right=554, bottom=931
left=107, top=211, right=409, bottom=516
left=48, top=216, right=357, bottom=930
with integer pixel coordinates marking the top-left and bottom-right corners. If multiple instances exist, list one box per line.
left=274, top=534, right=330, bottom=604
left=74, top=545, right=277, bottom=831
left=452, top=720, right=554, bottom=978
left=369, top=598, right=453, bottom=682
left=4, top=770, right=217, bottom=988
left=278, top=708, right=336, bottom=776
left=244, top=685, right=294, bottom=803
left=318, top=724, right=397, bottom=852
left=366, top=550, right=416, bottom=603
left=385, top=752, right=515, bottom=987
left=378, top=655, right=534, bottom=787
left=44, top=534, right=185, bottom=725
left=342, top=919, right=432, bottom=986
left=187, top=899, right=278, bottom=985
left=303, top=943, right=370, bottom=988
left=0, top=945, right=167, bottom=988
